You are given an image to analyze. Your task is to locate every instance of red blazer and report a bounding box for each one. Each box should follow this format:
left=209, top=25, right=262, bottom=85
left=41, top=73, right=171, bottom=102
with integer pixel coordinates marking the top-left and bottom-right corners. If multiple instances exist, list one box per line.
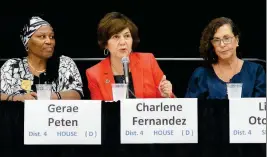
left=86, top=52, right=173, bottom=100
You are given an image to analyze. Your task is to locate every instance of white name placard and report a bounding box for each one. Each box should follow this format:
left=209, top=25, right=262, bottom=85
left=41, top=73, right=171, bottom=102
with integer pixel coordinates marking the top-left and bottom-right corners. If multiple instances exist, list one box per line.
left=120, top=98, right=198, bottom=144
left=24, top=100, right=101, bottom=145
left=229, top=98, right=266, bottom=143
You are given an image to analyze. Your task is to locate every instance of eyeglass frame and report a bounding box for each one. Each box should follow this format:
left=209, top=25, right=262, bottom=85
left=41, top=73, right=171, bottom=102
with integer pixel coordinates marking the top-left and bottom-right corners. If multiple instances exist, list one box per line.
left=210, top=36, right=235, bottom=46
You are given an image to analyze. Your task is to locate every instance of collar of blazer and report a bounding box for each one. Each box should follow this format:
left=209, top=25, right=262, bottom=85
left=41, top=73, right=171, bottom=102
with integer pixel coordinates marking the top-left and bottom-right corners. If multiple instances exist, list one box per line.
left=101, top=53, right=144, bottom=99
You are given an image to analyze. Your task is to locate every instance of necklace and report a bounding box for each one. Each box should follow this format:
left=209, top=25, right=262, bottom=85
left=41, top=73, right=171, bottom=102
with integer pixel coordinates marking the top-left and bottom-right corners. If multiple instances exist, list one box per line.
left=111, top=63, right=123, bottom=75
left=27, top=58, right=46, bottom=73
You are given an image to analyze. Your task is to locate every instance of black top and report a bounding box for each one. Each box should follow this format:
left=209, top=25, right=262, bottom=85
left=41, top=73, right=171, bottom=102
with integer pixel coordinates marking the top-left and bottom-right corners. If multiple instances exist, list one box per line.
left=113, top=72, right=136, bottom=98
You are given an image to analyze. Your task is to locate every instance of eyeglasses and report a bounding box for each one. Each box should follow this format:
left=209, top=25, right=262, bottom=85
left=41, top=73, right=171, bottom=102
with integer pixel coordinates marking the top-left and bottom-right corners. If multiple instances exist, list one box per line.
left=211, top=36, right=234, bottom=46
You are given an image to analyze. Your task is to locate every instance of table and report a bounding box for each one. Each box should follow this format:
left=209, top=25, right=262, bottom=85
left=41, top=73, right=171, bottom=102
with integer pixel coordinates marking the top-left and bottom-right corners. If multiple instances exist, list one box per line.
left=0, top=100, right=265, bottom=157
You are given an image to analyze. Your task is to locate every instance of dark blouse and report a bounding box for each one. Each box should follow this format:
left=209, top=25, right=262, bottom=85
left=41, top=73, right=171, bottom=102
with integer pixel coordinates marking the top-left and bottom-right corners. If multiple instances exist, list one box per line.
left=185, top=61, right=266, bottom=99
left=114, top=72, right=136, bottom=98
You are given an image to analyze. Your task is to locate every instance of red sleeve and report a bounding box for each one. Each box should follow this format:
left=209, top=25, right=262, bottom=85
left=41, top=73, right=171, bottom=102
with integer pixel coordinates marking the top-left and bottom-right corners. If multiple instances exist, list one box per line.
left=86, top=69, right=103, bottom=100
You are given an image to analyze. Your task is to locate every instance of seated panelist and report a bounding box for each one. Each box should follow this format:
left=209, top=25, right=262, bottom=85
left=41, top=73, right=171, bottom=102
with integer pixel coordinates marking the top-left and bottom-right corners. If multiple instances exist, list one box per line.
left=86, top=12, right=175, bottom=100
left=0, top=16, right=83, bottom=101
left=185, top=17, right=266, bottom=99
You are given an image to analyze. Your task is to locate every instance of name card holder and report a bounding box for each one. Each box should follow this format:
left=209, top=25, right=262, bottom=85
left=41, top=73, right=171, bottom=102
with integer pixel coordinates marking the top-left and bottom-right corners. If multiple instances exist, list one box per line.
left=120, top=98, right=198, bottom=144
left=24, top=100, right=102, bottom=145
left=229, top=98, right=266, bottom=143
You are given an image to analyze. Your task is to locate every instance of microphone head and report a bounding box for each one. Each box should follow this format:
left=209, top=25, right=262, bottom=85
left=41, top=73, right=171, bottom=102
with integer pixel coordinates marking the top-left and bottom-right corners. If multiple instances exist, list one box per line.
left=121, top=56, right=129, bottom=64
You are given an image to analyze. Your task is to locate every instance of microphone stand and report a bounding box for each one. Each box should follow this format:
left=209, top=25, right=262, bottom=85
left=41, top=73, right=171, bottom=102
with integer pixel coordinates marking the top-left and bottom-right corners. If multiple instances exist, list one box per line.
left=121, top=76, right=136, bottom=98
left=124, top=80, right=129, bottom=99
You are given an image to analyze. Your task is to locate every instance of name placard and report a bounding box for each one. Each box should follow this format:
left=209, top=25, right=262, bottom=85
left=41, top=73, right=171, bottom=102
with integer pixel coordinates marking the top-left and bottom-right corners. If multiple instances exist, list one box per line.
left=24, top=100, right=101, bottom=145
left=229, top=98, right=266, bottom=143
left=120, top=98, right=198, bottom=143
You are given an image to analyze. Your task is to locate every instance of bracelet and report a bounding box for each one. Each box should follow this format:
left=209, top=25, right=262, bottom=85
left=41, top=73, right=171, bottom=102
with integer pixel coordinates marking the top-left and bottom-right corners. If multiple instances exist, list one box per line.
left=55, top=92, right=62, bottom=100
left=6, top=94, right=12, bottom=101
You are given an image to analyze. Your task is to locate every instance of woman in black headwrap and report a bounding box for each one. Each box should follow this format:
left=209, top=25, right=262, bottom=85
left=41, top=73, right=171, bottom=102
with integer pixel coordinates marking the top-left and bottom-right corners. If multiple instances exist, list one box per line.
left=0, top=16, right=83, bottom=101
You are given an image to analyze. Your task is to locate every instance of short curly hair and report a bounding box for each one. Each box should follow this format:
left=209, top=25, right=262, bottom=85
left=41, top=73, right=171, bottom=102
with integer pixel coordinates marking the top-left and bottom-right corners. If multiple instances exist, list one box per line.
left=199, top=17, right=241, bottom=64
left=97, top=12, right=140, bottom=50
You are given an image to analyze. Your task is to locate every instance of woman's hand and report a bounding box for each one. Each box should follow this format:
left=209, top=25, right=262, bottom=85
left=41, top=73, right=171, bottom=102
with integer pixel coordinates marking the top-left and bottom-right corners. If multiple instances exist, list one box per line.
left=13, top=92, right=37, bottom=102
left=159, top=75, right=173, bottom=98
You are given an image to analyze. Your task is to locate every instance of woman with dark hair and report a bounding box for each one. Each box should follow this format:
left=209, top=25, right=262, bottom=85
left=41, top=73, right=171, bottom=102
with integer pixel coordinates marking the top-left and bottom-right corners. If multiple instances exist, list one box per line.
left=86, top=12, right=175, bottom=100
left=0, top=16, right=83, bottom=101
left=185, top=17, right=266, bottom=99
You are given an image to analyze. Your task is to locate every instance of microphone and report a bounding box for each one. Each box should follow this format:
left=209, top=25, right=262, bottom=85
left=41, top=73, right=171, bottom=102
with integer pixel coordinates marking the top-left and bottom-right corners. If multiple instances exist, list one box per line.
left=121, top=56, right=130, bottom=98
left=121, top=56, right=129, bottom=84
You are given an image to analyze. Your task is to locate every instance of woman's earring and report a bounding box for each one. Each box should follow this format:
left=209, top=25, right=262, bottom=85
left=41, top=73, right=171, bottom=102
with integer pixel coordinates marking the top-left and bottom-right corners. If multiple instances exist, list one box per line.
left=104, top=49, right=109, bottom=56
left=26, top=46, right=29, bottom=51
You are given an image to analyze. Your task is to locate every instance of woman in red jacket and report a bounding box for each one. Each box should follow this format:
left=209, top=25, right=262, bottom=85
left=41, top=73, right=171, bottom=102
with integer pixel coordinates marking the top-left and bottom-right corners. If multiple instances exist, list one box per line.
left=86, top=12, right=174, bottom=100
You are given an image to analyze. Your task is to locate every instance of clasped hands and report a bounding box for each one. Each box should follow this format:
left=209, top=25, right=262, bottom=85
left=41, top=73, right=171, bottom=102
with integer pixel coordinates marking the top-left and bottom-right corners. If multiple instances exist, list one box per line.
left=12, top=92, right=59, bottom=102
